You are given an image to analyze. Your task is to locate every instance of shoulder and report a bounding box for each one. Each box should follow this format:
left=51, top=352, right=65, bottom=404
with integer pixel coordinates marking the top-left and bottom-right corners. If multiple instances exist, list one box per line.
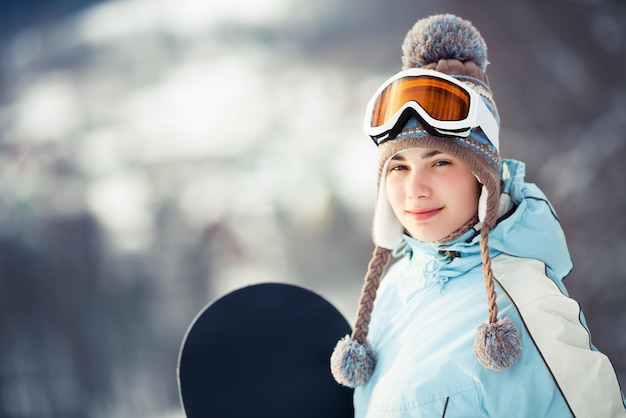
left=490, top=254, right=626, bottom=417
left=491, top=254, right=563, bottom=306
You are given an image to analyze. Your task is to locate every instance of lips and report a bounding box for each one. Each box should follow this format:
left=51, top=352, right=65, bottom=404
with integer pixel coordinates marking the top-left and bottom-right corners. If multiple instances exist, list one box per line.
left=406, top=207, right=442, bottom=221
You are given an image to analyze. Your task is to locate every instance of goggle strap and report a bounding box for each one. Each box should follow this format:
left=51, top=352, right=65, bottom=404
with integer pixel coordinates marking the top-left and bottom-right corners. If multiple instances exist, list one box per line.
left=474, top=97, right=499, bottom=152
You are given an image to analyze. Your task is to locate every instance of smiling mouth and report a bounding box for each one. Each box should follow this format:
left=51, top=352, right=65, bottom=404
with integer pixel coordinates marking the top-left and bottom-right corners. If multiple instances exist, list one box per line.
left=406, top=208, right=442, bottom=221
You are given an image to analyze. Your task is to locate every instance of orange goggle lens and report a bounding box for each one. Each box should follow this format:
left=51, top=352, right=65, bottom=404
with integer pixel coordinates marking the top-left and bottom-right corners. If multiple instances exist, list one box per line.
left=370, top=76, right=471, bottom=128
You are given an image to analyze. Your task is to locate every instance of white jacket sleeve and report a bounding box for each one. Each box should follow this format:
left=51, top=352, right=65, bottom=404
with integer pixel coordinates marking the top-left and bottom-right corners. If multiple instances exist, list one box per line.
left=492, top=255, right=626, bottom=418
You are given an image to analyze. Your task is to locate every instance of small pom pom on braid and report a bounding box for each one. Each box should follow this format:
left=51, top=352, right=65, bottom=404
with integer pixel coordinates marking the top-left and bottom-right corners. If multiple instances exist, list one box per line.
left=474, top=228, right=522, bottom=369
left=330, top=246, right=391, bottom=387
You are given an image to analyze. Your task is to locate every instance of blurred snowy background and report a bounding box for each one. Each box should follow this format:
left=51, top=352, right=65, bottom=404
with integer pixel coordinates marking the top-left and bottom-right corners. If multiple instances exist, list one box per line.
left=0, top=0, right=624, bottom=416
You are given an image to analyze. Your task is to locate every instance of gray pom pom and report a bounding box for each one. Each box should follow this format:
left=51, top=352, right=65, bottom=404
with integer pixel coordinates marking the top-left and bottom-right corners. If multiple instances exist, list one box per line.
left=402, top=14, right=488, bottom=70
left=474, top=317, right=522, bottom=370
left=330, top=335, right=376, bottom=388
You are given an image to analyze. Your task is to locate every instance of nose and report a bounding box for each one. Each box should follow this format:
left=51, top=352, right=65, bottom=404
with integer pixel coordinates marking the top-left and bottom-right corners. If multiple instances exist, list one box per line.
left=407, top=171, right=430, bottom=199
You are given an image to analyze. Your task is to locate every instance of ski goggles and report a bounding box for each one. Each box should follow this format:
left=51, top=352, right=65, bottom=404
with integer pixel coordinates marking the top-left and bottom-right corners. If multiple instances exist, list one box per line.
left=364, top=68, right=499, bottom=150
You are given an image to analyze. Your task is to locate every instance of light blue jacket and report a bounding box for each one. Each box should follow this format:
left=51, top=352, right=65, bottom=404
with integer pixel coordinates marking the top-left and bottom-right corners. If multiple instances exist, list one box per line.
left=354, top=159, right=626, bottom=417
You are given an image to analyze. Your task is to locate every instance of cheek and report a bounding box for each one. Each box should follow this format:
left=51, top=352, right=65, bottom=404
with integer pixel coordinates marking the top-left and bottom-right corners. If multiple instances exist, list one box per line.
left=385, top=177, right=405, bottom=208
left=440, top=173, right=479, bottom=206
left=457, top=177, right=480, bottom=209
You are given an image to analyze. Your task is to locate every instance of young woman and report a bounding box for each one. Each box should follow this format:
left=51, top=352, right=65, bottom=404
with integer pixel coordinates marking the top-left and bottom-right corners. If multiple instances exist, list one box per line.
left=330, top=14, right=626, bottom=417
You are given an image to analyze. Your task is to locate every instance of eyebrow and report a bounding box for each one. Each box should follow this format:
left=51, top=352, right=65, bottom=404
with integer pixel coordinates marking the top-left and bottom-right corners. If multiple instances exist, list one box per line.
left=391, top=150, right=442, bottom=161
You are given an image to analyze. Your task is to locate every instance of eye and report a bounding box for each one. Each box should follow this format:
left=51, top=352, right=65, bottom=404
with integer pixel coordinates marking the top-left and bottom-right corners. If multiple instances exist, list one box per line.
left=433, top=159, right=452, bottom=167
left=389, top=163, right=408, bottom=172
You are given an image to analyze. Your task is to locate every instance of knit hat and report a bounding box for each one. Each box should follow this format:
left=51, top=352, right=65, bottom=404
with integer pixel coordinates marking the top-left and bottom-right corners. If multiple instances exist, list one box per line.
left=330, top=14, right=521, bottom=388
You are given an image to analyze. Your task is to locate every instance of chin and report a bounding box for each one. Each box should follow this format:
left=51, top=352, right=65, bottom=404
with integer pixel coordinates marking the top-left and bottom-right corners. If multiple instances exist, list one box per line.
left=407, top=231, right=444, bottom=243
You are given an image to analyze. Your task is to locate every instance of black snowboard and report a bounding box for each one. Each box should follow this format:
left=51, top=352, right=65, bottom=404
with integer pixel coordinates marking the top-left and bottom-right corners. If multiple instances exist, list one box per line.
left=177, top=282, right=354, bottom=418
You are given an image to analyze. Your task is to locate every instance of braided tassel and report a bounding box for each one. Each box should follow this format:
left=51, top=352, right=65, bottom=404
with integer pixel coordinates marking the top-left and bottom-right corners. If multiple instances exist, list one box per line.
left=330, top=246, right=391, bottom=387
left=474, top=228, right=522, bottom=370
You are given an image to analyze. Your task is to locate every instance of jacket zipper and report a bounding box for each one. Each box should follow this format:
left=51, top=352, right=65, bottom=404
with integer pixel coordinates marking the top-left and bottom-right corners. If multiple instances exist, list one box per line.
left=442, top=397, right=450, bottom=417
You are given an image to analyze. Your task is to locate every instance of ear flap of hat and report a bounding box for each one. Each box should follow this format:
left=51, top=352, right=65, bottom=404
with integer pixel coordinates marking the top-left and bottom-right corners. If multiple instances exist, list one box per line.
left=478, top=184, right=488, bottom=223
left=373, top=158, right=405, bottom=249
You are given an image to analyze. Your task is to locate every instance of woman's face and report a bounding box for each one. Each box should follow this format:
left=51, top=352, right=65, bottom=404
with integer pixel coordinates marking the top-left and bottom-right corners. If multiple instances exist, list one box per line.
left=385, top=147, right=480, bottom=243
